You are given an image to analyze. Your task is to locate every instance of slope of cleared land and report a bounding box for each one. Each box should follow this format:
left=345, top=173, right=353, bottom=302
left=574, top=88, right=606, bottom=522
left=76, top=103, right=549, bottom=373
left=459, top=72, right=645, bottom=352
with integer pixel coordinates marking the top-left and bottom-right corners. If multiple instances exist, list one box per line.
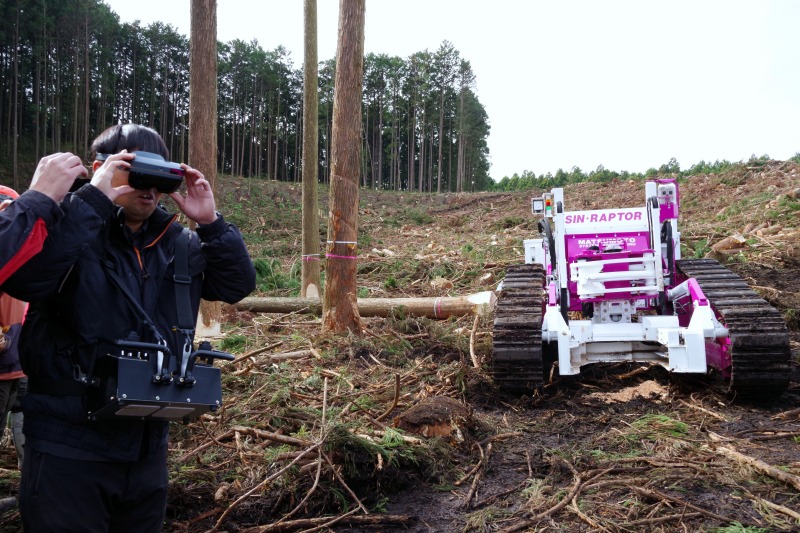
left=1, top=161, right=799, bottom=532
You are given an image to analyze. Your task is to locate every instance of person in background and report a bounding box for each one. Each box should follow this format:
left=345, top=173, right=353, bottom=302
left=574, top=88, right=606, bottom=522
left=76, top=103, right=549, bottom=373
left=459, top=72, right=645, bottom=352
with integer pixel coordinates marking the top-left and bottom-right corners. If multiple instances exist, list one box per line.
left=0, top=155, right=87, bottom=286
left=3, top=124, right=256, bottom=532
left=0, top=290, right=26, bottom=470
left=9, top=374, right=25, bottom=470
left=0, top=187, right=28, bottom=470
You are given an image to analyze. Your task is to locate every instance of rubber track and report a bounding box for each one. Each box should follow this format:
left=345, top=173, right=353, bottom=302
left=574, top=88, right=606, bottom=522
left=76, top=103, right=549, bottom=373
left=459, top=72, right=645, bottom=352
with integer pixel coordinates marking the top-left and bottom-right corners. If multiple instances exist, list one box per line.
left=492, top=264, right=546, bottom=393
left=676, top=258, right=791, bottom=400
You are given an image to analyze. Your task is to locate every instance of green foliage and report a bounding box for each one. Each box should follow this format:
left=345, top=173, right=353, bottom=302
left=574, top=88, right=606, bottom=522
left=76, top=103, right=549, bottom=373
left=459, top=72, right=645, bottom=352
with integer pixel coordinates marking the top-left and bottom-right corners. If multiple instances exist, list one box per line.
left=684, top=238, right=711, bottom=259
left=253, top=257, right=299, bottom=293
left=497, top=216, right=524, bottom=229
left=463, top=507, right=512, bottom=532
left=219, top=334, right=248, bottom=353
left=587, top=449, right=643, bottom=461
left=429, top=261, right=457, bottom=281
left=658, top=157, right=681, bottom=175
left=746, top=154, right=772, bottom=166
left=626, top=414, right=689, bottom=442
left=491, top=154, right=791, bottom=193
left=784, top=308, right=800, bottom=331
left=406, top=208, right=433, bottom=225
left=381, top=206, right=435, bottom=227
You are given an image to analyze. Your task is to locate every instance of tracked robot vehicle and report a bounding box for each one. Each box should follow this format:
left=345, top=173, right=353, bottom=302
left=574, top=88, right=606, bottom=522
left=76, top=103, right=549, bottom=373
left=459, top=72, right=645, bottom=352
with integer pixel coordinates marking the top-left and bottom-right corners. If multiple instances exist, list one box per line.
left=492, top=179, right=791, bottom=400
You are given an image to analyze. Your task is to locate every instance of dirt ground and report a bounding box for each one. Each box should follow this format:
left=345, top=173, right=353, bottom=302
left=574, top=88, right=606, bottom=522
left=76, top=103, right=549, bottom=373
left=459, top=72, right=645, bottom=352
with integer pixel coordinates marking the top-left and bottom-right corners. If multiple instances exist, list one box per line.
left=1, top=162, right=799, bottom=532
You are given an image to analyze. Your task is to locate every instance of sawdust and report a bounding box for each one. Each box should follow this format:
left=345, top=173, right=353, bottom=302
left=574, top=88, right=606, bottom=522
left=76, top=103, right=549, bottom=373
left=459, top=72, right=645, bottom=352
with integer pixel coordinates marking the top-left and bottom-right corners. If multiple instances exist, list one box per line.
left=588, top=379, right=668, bottom=403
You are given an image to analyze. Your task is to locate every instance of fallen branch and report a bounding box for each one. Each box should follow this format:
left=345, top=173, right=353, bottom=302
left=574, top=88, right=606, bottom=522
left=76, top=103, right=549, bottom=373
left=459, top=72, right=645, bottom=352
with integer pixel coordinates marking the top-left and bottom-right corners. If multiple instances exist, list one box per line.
left=624, top=512, right=703, bottom=527
left=375, top=374, right=400, bottom=422
left=475, top=431, right=523, bottom=448
left=706, top=432, right=800, bottom=491
left=259, top=349, right=317, bottom=363
left=748, top=431, right=800, bottom=441
left=474, top=479, right=529, bottom=508
left=463, top=443, right=492, bottom=508
left=212, top=442, right=323, bottom=531
left=228, top=341, right=284, bottom=365
left=241, top=512, right=415, bottom=532
left=630, top=485, right=735, bottom=523
left=469, top=314, right=481, bottom=368
left=615, top=365, right=651, bottom=380
left=321, top=449, right=369, bottom=515
left=176, top=429, right=236, bottom=463
left=772, top=407, right=800, bottom=420
left=570, top=495, right=609, bottom=531
left=500, top=459, right=583, bottom=533
left=454, top=460, right=483, bottom=487
left=679, top=399, right=729, bottom=422
left=230, top=426, right=311, bottom=448
left=743, top=489, right=800, bottom=522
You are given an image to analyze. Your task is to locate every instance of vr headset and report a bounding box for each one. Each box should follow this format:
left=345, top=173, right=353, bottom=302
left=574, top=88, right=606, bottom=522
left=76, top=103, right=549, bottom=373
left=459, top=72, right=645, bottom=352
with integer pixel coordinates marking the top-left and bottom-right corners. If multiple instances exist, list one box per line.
left=95, top=151, right=185, bottom=194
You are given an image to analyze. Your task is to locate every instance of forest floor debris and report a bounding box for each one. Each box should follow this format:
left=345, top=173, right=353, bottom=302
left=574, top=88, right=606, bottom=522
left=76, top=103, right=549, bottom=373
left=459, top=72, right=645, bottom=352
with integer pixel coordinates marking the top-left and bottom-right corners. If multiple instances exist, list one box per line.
left=2, top=161, right=799, bottom=531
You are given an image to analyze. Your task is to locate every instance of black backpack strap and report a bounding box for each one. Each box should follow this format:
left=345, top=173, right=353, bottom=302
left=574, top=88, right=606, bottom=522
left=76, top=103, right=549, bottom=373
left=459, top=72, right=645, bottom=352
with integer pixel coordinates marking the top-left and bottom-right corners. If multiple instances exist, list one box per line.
left=173, top=228, right=194, bottom=332
left=172, top=228, right=196, bottom=381
left=103, top=263, right=168, bottom=346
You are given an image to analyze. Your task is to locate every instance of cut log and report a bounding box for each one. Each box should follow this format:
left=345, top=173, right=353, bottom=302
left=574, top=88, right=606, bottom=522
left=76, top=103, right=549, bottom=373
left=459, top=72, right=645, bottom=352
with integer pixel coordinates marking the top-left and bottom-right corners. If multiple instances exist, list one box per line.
left=711, top=233, right=747, bottom=252
left=234, top=291, right=496, bottom=319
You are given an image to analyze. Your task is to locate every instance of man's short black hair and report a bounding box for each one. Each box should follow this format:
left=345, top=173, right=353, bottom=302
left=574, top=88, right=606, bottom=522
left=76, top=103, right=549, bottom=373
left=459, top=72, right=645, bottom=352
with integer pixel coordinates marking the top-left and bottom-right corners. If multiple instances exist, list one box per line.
left=90, top=124, right=169, bottom=161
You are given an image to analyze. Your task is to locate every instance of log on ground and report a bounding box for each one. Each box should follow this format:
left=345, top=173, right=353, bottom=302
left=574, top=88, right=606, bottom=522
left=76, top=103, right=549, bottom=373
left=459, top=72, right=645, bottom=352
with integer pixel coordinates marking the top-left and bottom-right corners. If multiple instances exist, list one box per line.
left=234, top=291, right=496, bottom=319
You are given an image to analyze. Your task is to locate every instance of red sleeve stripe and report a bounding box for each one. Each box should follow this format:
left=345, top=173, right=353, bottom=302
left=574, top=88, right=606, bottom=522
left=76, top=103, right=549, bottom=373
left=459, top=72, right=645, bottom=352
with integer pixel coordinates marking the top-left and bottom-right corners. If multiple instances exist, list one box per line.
left=0, top=218, right=47, bottom=285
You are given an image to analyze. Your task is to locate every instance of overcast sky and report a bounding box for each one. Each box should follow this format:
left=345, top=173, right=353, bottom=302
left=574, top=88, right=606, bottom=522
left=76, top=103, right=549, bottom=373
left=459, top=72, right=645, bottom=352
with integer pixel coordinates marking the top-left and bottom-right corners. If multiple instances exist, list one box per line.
left=104, top=0, right=800, bottom=181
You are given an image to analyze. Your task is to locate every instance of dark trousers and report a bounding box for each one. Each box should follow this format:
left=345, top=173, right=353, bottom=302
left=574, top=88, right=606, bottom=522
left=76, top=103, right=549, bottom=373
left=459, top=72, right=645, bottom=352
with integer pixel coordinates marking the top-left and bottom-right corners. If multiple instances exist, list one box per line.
left=19, top=447, right=168, bottom=532
left=0, top=379, right=19, bottom=431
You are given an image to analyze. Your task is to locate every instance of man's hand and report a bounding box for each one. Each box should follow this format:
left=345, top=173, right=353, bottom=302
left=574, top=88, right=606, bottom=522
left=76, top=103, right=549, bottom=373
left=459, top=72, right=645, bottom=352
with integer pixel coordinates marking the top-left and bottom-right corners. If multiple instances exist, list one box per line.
left=169, top=165, right=218, bottom=225
left=30, top=152, right=89, bottom=203
left=90, top=151, right=135, bottom=201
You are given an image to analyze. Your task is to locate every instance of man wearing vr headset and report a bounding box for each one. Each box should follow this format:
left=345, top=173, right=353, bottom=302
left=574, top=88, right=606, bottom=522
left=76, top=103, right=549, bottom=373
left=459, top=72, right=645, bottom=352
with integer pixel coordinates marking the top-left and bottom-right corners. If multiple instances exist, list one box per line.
left=3, top=124, right=256, bottom=532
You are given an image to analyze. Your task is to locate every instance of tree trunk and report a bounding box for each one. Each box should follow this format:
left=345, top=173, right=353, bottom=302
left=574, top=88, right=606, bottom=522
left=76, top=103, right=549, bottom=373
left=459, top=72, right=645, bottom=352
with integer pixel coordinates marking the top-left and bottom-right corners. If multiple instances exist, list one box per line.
left=377, top=92, right=383, bottom=190
left=189, top=0, right=222, bottom=336
left=273, top=88, right=280, bottom=181
left=407, top=101, right=415, bottom=192
left=301, top=0, right=322, bottom=298
left=12, top=5, right=19, bottom=190
left=417, top=109, right=425, bottom=192
left=437, top=87, right=444, bottom=193
left=458, top=130, right=465, bottom=193
left=83, top=14, right=90, bottom=159
left=322, top=0, right=365, bottom=334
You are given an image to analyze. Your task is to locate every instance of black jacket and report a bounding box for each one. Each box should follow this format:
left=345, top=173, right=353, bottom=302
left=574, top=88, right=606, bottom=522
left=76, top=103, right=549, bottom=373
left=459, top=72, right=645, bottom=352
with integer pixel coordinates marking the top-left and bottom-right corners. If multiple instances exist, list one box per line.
left=4, top=184, right=256, bottom=461
left=0, top=190, right=57, bottom=286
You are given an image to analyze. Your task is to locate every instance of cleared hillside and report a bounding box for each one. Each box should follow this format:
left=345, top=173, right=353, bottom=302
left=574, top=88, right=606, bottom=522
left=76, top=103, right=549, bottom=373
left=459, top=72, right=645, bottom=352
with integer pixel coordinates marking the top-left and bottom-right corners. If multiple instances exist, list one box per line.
left=1, top=161, right=799, bottom=532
